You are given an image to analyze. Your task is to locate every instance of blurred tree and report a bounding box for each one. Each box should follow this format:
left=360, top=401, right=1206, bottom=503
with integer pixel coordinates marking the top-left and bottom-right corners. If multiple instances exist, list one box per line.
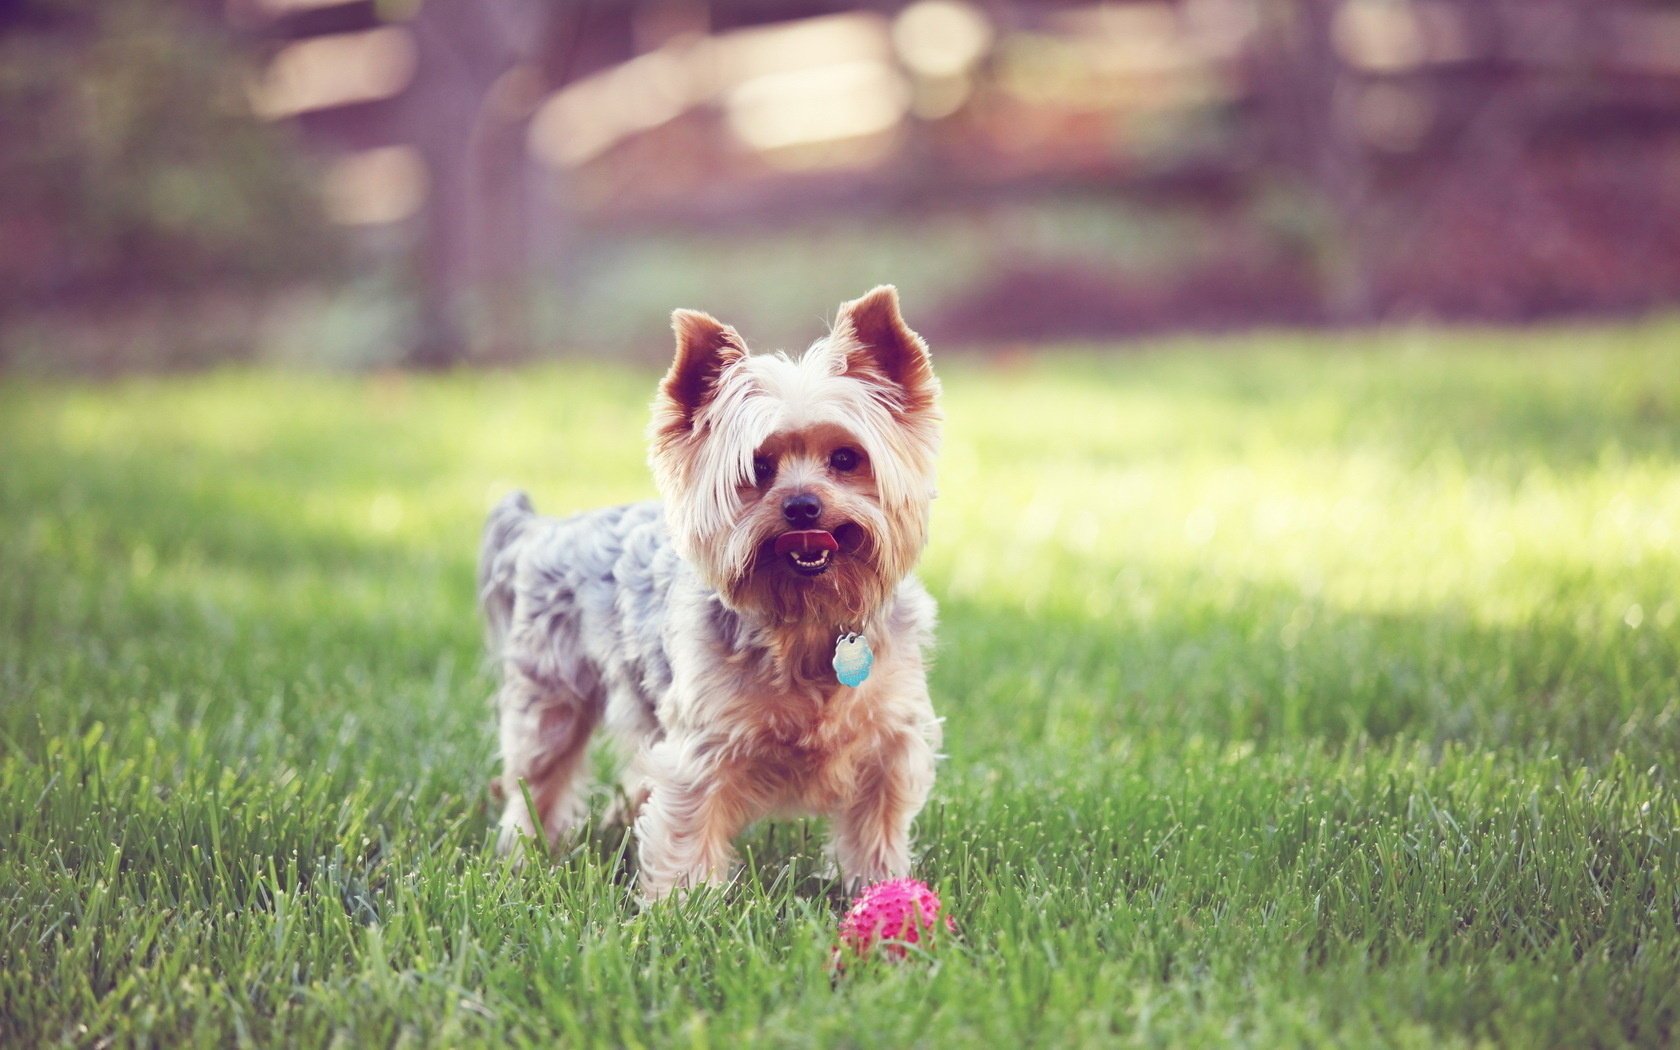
left=0, top=0, right=339, bottom=314
left=404, top=0, right=539, bottom=368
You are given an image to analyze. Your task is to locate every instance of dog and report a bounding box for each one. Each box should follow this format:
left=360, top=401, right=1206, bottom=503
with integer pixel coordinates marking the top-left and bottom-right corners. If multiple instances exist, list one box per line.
left=478, top=285, right=943, bottom=900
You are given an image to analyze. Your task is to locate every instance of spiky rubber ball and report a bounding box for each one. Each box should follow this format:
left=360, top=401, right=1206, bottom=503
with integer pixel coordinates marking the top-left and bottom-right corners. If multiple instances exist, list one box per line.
left=837, top=878, right=954, bottom=959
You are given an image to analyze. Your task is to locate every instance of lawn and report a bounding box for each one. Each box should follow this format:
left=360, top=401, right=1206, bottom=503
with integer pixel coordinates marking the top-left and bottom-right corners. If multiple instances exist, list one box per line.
left=2, top=320, right=1678, bottom=1047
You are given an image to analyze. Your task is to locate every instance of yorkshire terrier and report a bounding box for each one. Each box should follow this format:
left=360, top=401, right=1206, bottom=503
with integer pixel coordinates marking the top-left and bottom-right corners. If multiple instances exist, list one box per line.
left=478, top=286, right=943, bottom=900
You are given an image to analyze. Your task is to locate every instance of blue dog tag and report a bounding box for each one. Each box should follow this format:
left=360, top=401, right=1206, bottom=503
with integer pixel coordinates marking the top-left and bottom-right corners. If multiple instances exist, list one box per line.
left=832, top=633, right=874, bottom=687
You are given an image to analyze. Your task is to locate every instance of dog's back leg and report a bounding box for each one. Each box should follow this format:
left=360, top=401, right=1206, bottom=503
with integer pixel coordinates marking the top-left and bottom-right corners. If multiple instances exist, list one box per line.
left=495, top=671, right=600, bottom=858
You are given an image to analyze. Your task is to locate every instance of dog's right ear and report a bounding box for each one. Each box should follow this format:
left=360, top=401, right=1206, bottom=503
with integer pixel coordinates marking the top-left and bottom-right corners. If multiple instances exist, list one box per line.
left=658, top=310, right=747, bottom=434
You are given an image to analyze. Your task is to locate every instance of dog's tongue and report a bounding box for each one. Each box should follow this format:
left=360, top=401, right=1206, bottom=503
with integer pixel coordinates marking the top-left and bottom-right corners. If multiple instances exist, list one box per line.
left=774, top=530, right=839, bottom=555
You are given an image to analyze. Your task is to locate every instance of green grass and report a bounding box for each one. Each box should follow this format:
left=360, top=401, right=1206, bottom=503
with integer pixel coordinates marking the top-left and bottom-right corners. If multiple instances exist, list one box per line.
left=3, top=319, right=1679, bottom=1047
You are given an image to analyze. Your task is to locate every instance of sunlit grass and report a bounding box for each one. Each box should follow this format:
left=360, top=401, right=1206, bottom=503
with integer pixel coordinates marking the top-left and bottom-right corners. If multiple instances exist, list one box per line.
left=3, top=319, right=1678, bottom=1045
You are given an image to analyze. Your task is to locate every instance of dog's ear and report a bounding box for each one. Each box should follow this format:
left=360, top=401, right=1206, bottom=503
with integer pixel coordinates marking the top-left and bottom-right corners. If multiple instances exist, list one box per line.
left=658, top=309, right=747, bottom=433
left=835, top=285, right=937, bottom=409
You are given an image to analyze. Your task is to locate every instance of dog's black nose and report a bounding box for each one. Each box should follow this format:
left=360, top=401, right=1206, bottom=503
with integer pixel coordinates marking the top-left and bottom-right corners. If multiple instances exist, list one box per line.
left=782, top=493, right=823, bottom=526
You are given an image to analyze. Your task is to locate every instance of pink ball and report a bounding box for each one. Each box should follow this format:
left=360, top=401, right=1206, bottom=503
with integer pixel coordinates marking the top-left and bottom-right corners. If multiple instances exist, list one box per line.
left=837, top=878, right=954, bottom=959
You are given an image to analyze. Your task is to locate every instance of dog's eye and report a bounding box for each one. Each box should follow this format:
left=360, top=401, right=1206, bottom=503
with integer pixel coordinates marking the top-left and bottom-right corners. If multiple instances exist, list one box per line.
left=829, top=447, right=861, bottom=473
left=752, top=455, right=774, bottom=487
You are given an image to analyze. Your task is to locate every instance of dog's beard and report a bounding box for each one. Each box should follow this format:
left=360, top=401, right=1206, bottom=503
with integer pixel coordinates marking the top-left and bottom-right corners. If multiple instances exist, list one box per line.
left=729, top=524, right=893, bottom=626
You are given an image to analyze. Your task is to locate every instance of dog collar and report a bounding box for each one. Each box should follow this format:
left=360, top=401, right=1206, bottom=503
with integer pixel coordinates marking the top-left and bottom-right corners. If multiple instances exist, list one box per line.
left=832, top=632, right=874, bottom=687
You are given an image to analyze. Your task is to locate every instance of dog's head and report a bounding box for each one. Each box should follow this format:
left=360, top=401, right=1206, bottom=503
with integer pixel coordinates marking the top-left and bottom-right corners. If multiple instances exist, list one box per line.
left=649, top=286, right=942, bottom=624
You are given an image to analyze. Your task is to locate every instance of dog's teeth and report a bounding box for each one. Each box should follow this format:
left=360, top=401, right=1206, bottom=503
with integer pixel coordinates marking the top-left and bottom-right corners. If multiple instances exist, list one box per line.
left=788, top=548, right=831, bottom=570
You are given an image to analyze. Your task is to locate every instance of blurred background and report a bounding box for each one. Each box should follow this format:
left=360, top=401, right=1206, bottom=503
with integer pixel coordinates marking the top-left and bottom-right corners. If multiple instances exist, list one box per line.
left=5, top=0, right=1680, bottom=371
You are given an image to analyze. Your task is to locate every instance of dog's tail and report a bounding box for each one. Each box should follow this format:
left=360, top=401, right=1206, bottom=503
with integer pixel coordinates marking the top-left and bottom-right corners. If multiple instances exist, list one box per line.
left=478, top=489, right=536, bottom=657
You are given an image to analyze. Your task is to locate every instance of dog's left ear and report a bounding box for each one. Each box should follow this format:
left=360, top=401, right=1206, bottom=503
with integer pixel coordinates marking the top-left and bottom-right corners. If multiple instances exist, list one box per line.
left=836, top=285, right=937, bottom=408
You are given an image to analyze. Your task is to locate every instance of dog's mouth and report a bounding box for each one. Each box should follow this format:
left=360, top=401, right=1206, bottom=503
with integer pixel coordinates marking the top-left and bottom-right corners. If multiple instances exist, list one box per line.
left=774, top=529, right=838, bottom=575
left=773, top=525, right=864, bottom=577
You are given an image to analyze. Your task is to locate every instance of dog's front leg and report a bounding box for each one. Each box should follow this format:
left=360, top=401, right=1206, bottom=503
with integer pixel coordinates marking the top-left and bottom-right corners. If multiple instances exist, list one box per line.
left=828, top=729, right=936, bottom=890
left=633, top=739, right=756, bottom=901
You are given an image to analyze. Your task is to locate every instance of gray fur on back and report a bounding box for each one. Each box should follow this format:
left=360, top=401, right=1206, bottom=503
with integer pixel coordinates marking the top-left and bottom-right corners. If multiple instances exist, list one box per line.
left=478, top=490, right=534, bottom=653
left=478, top=492, right=693, bottom=730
